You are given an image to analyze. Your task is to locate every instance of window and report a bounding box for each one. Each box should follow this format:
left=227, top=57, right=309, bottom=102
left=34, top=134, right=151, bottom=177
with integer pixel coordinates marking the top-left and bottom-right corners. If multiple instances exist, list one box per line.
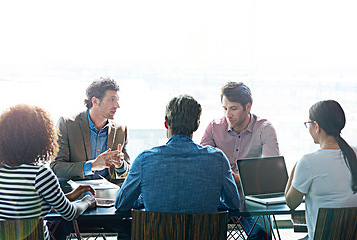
left=1, top=0, right=356, bottom=169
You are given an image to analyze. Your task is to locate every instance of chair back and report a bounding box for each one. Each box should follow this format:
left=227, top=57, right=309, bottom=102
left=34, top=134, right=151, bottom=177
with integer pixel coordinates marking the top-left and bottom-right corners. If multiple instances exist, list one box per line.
left=0, top=218, right=44, bottom=240
left=313, top=207, right=357, bottom=240
left=131, top=209, right=228, bottom=240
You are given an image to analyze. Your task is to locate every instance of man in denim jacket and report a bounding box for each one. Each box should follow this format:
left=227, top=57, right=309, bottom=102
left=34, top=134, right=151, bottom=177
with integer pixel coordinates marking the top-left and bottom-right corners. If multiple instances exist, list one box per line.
left=115, top=95, right=240, bottom=239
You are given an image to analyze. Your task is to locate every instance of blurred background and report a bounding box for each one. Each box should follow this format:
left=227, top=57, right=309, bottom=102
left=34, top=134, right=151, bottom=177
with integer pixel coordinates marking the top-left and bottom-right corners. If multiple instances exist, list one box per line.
left=1, top=0, right=357, bottom=170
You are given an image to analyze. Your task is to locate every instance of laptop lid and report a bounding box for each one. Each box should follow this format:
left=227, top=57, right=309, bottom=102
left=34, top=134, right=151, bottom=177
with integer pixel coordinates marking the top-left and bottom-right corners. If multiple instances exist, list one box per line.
left=237, top=156, right=288, bottom=204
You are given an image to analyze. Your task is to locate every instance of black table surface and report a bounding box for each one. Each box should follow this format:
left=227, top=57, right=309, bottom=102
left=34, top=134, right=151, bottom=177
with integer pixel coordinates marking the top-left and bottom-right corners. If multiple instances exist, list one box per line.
left=47, top=178, right=304, bottom=221
left=230, top=200, right=304, bottom=217
left=46, top=199, right=305, bottom=221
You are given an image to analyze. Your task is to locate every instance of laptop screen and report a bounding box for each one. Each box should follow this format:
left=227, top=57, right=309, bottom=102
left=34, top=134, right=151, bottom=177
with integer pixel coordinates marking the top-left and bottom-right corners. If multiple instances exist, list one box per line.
left=237, top=156, right=288, bottom=196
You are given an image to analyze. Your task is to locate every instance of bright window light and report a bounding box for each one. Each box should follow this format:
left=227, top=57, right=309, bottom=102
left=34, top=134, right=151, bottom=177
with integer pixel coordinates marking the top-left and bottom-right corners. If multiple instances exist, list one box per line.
left=1, top=0, right=357, bottom=168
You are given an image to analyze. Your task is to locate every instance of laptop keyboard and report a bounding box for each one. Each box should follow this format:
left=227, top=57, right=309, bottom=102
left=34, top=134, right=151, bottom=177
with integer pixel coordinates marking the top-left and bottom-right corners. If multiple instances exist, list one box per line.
left=252, top=193, right=284, bottom=199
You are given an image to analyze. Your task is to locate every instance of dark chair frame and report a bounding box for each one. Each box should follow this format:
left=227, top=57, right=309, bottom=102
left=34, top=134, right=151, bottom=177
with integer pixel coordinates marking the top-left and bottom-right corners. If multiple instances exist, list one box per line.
left=131, top=209, right=228, bottom=240
left=67, top=219, right=115, bottom=240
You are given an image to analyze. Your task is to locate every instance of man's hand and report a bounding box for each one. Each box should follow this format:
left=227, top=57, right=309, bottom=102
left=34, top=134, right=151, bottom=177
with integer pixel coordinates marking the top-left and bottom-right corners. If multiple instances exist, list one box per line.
left=232, top=172, right=240, bottom=186
left=91, top=144, right=124, bottom=171
left=112, top=144, right=125, bottom=169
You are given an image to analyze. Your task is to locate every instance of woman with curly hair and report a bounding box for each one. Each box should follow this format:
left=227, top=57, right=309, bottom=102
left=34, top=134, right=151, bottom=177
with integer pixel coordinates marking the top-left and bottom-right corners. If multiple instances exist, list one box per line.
left=0, top=104, right=96, bottom=240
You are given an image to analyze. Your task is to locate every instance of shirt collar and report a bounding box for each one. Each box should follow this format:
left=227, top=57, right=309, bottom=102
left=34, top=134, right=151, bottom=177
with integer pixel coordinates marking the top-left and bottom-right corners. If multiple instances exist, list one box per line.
left=245, top=114, right=254, bottom=133
left=87, top=110, right=109, bottom=131
left=227, top=114, right=254, bottom=134
left=167, top=134, right=192, bottom=144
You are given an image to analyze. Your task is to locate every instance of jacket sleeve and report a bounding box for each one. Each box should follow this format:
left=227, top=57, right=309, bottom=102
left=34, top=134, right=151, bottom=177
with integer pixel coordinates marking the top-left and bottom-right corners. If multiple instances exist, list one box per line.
left=115, top=154, right=142, bottom=211
left=50, top=116, right=87, bottom=180
left=110, top=124, right=131, bottom=180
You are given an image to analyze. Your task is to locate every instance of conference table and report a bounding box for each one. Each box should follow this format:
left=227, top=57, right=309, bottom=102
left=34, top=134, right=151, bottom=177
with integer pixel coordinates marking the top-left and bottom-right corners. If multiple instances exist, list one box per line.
left=46, top=178, right=127, bottom=239
left=46, top=195, right=305, bottom=240
left=46, top=179, right=306, bottom=239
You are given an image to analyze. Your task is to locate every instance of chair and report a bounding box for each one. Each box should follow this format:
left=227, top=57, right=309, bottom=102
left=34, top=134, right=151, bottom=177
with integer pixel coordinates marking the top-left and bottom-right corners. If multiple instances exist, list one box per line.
left=131, top=209, right=228, bottom=240
left=313, top=207, right=357, bottom=240
left=0, top=218, right=45, bottom=240
left=67, top=219, right=115, bottom=240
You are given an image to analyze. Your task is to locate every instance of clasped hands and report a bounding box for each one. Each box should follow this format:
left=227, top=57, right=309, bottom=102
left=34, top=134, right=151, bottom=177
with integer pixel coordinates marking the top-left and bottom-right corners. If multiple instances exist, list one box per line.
left=91, top=144, right=125, bottom=171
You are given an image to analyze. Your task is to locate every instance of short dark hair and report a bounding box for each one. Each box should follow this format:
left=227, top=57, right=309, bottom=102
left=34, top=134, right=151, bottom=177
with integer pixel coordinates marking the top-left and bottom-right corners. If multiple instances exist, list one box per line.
left=0, top=105, right=58, bottom=166
left=84, top=77, right=120, bottom=109
left=221, top=82, right=253, bottom=111
left=165, top=95, right=202, bottom=137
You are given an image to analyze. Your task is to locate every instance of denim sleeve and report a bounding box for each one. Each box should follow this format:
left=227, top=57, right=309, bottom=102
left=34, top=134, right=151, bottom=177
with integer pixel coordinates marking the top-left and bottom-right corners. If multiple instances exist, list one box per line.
left=218, top=198, right=229, bottom=210
left=132, top=194, right=145, bottom=209
left=220, top=153, right=241, bottom=210
left=114, top=155, right=142, bottom=211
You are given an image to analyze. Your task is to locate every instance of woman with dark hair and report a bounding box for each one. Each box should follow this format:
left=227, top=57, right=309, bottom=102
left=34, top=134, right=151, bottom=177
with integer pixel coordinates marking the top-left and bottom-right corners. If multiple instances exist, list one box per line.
left=0, top=105, right=96, bottom=240
left=285, top=100, right=357, bottom=240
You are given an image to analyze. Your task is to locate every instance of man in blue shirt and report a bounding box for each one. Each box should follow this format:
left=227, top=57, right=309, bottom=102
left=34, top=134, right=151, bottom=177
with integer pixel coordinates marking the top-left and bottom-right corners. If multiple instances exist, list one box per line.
left=114, top=94, right=240, bottom=238
left=51, top=77, right=130, bottom=181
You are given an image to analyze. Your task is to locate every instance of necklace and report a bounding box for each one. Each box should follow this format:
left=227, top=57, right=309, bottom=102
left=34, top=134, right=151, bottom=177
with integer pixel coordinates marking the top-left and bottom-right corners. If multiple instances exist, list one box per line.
left=322, top=141, right=338, bottom=149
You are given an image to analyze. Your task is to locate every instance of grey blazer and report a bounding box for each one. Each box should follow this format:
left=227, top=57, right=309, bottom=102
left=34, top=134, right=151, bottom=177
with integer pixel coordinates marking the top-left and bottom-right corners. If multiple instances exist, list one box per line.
left=50, top=111, right=130, bottom=181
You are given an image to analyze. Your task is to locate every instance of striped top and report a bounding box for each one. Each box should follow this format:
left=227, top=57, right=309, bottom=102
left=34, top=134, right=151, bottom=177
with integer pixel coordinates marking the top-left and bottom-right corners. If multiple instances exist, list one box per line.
left=0, top=164, right=77, bottom=240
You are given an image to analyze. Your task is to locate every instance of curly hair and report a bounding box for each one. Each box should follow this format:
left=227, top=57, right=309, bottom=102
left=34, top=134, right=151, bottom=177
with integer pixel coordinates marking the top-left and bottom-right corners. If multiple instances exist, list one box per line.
left=165, top=95, right=202, bottom=136
left=84, top=77, right=120, bottom=109
left=0, top=105, right=58, bottom=167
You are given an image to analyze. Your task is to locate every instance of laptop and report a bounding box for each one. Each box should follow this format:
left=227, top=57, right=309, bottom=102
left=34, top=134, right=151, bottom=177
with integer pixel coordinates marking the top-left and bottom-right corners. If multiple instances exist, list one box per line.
left=236, top=156, right=288, bottom=205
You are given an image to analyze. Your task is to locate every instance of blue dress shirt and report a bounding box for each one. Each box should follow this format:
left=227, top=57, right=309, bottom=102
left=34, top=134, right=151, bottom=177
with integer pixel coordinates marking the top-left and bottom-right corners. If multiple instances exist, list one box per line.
left=115, top=134, right=240, bottom=213
left=84, top=111, right=126, bottom=179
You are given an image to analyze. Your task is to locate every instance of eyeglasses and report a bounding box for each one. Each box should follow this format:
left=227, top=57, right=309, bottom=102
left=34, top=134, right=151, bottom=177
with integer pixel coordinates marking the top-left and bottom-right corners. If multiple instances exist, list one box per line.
left=304, top=121, right=316, bottom=128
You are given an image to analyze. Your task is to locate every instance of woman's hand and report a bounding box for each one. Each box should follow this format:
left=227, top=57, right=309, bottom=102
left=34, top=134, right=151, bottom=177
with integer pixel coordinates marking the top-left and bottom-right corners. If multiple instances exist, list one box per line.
left=66, top=185, right=96, bottom=201
left=74, top=194, right=96, bottom=217
left=82, top=194, right=96, bottom=208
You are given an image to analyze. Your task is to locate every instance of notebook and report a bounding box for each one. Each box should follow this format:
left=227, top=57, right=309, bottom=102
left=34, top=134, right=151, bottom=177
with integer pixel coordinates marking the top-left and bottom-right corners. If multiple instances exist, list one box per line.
left=236, top=156, right=288, bottom=205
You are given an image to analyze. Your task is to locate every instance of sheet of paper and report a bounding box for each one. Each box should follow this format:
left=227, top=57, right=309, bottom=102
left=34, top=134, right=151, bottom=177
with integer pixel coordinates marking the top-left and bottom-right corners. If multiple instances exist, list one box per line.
left=67, top=178, right=120, bottom=190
